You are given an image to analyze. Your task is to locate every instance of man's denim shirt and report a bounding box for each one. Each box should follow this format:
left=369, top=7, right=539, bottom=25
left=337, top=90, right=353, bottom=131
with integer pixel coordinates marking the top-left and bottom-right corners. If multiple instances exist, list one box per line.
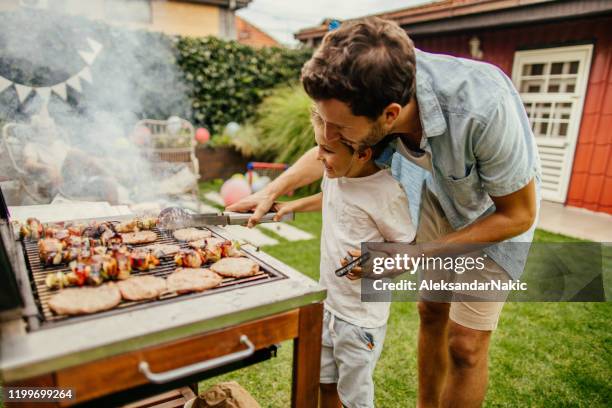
left=376, top=49, right=542, bottom=280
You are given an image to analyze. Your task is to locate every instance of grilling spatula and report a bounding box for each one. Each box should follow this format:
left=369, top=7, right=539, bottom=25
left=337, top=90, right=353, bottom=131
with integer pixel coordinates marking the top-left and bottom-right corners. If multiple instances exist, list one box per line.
left=158, top=207, right=293, bottom=230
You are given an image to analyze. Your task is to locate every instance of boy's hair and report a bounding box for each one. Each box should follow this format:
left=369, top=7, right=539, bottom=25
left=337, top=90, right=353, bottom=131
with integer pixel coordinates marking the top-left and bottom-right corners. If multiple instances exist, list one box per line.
left=301, top=17, right=417, bottom=121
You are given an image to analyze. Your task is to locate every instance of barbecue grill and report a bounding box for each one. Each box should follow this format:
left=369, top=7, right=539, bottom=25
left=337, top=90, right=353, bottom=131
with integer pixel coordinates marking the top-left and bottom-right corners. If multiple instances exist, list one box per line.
left=0, top=188, right=325, bottom=407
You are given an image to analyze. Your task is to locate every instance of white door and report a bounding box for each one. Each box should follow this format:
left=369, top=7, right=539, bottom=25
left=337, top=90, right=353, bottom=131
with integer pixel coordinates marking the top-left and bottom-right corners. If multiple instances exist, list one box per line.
left=512, top=44, right=593, bottom=202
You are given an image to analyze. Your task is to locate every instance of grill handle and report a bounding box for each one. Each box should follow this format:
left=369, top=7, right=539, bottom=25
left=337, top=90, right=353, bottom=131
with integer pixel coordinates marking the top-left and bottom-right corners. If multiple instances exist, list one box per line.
left=138, top=334, right=255, bottom=384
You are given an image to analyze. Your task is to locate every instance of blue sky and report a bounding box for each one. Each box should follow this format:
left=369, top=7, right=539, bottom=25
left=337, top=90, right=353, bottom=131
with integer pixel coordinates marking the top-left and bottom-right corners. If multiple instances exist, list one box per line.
left=237, top=0, right=437, bottom=45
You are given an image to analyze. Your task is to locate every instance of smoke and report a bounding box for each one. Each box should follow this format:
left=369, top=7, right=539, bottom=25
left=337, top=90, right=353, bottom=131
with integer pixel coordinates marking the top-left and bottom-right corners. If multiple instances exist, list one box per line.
left=0, top=3, right=198, bottom=209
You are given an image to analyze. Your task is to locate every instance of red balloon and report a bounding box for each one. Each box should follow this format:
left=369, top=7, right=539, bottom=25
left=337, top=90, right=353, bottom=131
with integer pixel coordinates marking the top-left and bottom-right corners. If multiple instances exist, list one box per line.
left=195, top=127, right=210, bottom=144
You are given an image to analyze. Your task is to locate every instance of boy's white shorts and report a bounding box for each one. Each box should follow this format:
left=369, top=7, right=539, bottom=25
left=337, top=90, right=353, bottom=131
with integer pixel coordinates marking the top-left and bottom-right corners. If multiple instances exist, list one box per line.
left=319, top=309, right=387, bottom=408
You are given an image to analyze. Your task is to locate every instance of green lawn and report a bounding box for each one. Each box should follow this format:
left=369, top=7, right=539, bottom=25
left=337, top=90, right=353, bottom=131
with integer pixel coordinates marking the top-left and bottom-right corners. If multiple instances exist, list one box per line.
left=197, top=190, right=611, bottom=407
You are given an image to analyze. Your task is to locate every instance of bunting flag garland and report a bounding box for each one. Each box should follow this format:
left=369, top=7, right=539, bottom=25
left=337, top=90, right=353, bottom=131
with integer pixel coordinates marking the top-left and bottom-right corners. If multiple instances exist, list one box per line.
left=36, top=87, right=51, bottom=101
left=51, top=83, right=67, bottom=101
left=0, top=36, right=102, bottom=105
left=78, top=66, right=92, bottom=84
left=0, top=77, right=11, bottom=93
left=15, top=84, right=32, bottom=103
left=66, top=76, right=82, bottom=93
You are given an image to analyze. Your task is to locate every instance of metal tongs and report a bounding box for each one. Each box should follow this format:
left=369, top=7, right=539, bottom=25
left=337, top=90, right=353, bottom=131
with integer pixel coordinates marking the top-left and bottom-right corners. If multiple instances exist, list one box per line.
left=158, top=207, right=294, bottom=230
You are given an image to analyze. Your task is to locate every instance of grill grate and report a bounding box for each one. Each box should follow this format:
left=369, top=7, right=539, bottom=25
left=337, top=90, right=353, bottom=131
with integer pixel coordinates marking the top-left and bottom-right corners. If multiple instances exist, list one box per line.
left=22, top=224, right=286, bottom=328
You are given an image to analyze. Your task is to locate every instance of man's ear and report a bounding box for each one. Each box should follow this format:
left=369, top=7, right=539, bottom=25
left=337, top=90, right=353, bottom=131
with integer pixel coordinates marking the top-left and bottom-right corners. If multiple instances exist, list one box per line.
left=382, top=103, right=402, bottom=126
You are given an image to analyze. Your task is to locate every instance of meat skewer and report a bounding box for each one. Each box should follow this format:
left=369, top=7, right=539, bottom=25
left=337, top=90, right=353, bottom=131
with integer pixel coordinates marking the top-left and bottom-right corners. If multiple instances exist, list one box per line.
left=174, top=248, right=205, bottom=268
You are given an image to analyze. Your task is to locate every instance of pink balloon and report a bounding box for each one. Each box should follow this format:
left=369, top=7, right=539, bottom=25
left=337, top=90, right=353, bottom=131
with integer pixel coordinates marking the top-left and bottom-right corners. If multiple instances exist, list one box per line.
left=195, top=127, right=210, bottom=144
left=220, top=178, right=252, bottom=206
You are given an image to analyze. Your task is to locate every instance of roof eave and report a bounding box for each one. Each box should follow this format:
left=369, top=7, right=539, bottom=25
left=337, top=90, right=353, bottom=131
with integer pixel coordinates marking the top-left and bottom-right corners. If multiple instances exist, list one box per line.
left=175, top=0, right=252, bottom=10
left=294, top=0, right=612, bottom=41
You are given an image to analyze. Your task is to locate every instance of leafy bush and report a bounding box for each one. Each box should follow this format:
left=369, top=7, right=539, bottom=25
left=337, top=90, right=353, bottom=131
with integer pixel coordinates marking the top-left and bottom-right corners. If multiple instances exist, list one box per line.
left=232, top=85, right=320, bottom=194
left=176, top=37, right=312, bottom=134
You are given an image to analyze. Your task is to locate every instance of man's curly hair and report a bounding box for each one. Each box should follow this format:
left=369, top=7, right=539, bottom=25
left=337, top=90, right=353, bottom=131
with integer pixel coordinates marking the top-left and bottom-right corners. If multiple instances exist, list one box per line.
left=301, top=17, right=417, bottom=120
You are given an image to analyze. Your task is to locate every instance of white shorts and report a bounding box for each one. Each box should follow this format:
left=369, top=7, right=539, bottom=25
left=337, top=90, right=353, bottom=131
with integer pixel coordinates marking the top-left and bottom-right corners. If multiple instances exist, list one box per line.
left=320, top=309, right=387, bottom=408
left=417, top=186, right=506, bottom=331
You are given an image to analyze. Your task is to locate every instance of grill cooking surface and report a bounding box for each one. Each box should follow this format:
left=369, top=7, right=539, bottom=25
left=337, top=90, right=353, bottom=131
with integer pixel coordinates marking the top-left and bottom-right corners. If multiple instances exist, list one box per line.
left=22, top=224, right=286, bottom=327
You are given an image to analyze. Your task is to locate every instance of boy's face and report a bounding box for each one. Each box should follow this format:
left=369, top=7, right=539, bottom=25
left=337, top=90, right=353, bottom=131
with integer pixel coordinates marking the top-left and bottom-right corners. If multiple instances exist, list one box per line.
left=314, top=122, right=361, bottom=178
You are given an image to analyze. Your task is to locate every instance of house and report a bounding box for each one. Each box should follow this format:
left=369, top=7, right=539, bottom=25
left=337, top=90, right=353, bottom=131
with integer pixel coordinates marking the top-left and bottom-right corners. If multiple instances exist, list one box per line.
left=295, top=0, right=612, bottom=215
left=235, top=15, right=279, bottom=47
left=2, top=0, right=278, bottom=46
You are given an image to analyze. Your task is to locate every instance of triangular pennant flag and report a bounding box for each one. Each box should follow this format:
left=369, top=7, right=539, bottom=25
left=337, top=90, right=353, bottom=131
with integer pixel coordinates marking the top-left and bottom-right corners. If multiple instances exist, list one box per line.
left=66, top=75, right=82, bottom=93
left=36, top=87, right=51, bottom=101
left=51, top=83, right=67, bottom=101
left=78, top=66, right=92, bottom=83
left=14, top=84, right=32, bottom=103
left=0, top=76, right=12, bottom=93
left=79, top=50, right=96, bottom=65
left=87, top=37, right=103, bottom=55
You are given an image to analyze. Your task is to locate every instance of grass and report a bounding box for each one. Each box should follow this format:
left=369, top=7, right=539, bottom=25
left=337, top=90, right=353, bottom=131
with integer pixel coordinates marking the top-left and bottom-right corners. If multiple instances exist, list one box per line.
left=196, top=183, right=611, bottom=407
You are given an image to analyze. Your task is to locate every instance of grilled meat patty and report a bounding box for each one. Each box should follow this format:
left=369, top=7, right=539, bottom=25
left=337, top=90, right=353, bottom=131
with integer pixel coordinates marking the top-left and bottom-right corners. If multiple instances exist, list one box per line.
left=118, top=276, right=167, bottom=301
left=48, top=283, right=121, bottom=315
left=142, top=243, right=180, bottom=257
left=172, top=228, right=212, bottom=242
left=167, top=268, right=222, bottom=293
left=120, top=231, right=157, bottom=245
left=210, top=257, right=259, bottom=278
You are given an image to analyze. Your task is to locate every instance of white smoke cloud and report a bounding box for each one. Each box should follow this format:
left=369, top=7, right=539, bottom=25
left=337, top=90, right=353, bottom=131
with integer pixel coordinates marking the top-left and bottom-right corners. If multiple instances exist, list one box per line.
left=0, top=3, right=197, bottom=208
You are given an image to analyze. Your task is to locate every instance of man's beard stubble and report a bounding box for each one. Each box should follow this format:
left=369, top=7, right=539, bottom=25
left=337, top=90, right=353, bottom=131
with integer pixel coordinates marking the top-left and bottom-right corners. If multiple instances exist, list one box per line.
left=364, top=120, right=388, bottom=146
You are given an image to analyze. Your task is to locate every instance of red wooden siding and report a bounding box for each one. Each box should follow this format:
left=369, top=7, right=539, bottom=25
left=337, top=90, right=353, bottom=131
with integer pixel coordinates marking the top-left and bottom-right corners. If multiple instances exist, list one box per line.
left=411, top=15, right=612, bottom=214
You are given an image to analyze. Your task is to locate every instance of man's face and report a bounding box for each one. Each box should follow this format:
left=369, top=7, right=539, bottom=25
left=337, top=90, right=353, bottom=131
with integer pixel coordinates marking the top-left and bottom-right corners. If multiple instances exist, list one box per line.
left=314, top=99, right=388, bottom=150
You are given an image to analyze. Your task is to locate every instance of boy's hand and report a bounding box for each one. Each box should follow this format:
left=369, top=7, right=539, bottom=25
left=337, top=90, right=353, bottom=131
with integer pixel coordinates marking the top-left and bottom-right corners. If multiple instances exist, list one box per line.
left=272, top=201, right=296, bottom=222
left=341, top=249, right=363, bottom=280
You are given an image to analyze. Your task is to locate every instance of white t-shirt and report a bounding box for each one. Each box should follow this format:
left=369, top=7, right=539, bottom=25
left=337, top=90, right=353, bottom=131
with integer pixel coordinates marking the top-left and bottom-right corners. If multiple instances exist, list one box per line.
left=320, top=169, right=416, bottom=328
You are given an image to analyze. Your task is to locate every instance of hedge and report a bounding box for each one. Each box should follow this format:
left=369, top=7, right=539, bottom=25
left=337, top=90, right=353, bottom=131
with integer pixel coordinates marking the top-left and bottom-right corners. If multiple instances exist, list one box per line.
left=176, top=36, right=312, bottom=134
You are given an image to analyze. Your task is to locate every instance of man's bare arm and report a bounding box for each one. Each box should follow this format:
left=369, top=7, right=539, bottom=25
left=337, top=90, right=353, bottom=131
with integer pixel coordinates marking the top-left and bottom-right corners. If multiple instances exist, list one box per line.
left=353, top=179, right=538, bottom=279
left=435, top=178, right=537, bottom=245
left=226, top=147, right=323, bottom=226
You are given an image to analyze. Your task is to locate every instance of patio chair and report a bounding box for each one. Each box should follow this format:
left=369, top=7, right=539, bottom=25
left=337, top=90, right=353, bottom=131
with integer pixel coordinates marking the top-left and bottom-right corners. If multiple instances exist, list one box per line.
left=134, top=118, right=200, bottom=196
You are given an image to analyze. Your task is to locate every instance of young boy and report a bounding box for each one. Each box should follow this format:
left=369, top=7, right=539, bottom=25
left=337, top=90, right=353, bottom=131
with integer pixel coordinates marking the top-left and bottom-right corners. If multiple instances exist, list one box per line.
left=274, top=111, right=415, bottom=408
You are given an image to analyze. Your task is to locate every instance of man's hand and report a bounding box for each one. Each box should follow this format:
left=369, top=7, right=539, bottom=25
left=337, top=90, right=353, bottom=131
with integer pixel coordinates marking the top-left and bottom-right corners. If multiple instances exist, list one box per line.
left=226, top=147, right=324, bottom=227
left=226, top=189, right=277, bottom=228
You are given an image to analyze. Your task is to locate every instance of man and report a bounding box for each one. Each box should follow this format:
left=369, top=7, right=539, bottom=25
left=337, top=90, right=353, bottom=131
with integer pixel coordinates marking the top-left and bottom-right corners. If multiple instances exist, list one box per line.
left=20, top=115, right=120, bottom=204
left=228, top=17, right=540, bottom=408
